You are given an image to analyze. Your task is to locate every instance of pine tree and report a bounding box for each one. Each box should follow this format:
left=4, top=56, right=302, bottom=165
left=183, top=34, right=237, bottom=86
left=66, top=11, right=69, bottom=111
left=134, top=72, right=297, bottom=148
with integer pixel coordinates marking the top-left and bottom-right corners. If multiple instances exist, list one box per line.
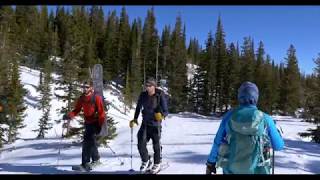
left=7, top=57, right=27, bottom=143
left=167, top=16, right=188, bottom=113
left=118, top=7, right=133, bottom=110
left=312, top=54, right=320, bottom=125
left=55, top=6, right=68, bottom=57
left=300, top=74, right=314, bottom=121
left=124, top=64, right=132, bottom=112
left=37, top=6, right=49, bottom=69
left=255, top=41, right=267, bottom=111
left=226, top=43, right=240, bottom=108
left=213, top=17, right=228, bottom=113
left=274, top=62, right=283, bottom=111
left=0, top=6, right=15, bottom=147
left=103, top=10, right=119, bottom=82
left=0, top=6, right=13, bottom=93
left=159, top=25, right=171, bottom=80
left=89, top=6, right=105, bottom=62
left=55, top=10, right=82, bottom=131
left=129, top=18, right=143, bottom=102
left=141, top=8, right=159, bottom=82
left=239, top=36, right=255, bottom=83
left=0, top=93, right=8, bottom=147
left=48, top=10, right=58, bottom=57
left=187, top=38, right=201, bottom=65
left=97, top=116, right=118, bottom=146
left=15, top=6, right=40, bottom=69
left=254, top=41, right=265, bottom=89
left=118, top=6, right=131, bottom=84
left=186, top=38, right=201, bottom=111
left=34, top=59, right=53, bottom=138
left=299, top=54, right=320, bottom=143
left=201, top=32, right=215, bottom=115
left=279, top=45, right=301, bottom=115
left=0, top=6, right=26, bottom=144
left=260, top=55, right=274, bottom=114
left=72, top=6, right=92, bottom=82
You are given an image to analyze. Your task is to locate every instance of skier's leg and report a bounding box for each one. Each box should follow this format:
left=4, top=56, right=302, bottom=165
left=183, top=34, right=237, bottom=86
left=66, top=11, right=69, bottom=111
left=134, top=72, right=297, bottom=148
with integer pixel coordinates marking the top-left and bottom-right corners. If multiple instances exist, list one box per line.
left=91, top=122, right=100, bottom=162
left=82, top=124, right=92, bottom=165
left=151, top=126, right=162, bottom=164
left=137, top=124, right=150, bottom=162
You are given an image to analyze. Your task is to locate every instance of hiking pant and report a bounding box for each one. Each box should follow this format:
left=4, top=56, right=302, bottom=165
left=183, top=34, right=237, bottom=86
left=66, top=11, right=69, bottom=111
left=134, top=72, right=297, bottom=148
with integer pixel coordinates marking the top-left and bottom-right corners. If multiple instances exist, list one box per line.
left=82, top=122, right=100, bottom=165
left=137, top=124, right=162, bottom=164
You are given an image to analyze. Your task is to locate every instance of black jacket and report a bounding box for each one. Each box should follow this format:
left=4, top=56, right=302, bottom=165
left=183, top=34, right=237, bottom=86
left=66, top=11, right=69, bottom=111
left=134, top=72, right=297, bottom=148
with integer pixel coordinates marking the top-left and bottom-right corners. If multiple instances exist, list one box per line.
left=134, top=89, right=169, bottom=126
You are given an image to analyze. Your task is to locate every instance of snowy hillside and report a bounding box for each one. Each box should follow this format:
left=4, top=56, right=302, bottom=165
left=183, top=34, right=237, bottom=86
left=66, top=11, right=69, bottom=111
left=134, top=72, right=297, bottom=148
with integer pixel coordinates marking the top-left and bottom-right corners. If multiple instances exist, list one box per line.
left=186, top=63, right=198, bottom=81
left=19, top=66, right=134, bottom=139
left=0, top=66, right=319, bottom=174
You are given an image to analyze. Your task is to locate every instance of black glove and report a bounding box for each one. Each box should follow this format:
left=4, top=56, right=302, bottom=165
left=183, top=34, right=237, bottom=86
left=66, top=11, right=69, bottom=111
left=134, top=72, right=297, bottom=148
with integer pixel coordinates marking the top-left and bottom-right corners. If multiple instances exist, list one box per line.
left=63, top=114, right=70, bottom=120
left=206, top=161, right=216, bottom=174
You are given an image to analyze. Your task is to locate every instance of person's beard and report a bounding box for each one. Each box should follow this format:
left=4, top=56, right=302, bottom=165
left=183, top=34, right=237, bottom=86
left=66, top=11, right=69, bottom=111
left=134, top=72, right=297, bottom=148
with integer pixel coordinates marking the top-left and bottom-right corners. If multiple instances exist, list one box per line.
left=85, top=88, right=93, bottom=96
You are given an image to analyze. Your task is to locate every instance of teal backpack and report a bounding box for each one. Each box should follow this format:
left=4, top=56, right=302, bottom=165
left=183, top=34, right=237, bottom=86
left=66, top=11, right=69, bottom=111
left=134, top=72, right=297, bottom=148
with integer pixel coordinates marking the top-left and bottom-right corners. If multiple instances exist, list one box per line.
left=217, top=108, right=272, bottom=174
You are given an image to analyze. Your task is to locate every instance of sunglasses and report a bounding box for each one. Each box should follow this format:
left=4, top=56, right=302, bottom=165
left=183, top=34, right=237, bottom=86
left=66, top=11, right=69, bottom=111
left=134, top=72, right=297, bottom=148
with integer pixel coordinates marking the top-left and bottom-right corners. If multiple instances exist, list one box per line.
left=83, top=85, right=91, bottom=89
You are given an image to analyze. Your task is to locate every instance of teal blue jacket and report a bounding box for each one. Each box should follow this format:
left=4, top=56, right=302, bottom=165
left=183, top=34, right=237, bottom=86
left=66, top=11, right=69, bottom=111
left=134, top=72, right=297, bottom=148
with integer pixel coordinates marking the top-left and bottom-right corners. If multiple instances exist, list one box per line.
left=207, top=105, right=284, bottom=164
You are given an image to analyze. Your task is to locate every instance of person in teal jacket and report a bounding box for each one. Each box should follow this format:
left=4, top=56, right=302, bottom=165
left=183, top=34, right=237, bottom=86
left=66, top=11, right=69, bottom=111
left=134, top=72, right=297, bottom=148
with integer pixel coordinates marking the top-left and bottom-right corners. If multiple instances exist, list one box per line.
left=206, top=81, right=284, bottom=174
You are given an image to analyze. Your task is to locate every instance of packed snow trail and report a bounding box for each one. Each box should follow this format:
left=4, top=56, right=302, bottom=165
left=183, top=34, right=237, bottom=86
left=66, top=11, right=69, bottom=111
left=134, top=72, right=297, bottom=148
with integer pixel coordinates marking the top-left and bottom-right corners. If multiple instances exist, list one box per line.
left=1, top=112, right=319, bottom=174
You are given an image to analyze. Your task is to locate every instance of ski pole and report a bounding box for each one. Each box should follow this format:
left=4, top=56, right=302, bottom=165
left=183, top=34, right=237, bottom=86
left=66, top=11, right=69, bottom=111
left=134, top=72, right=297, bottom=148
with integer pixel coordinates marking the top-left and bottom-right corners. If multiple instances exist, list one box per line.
left=55, top=125, right=65, bottom=167
left=272, top=149, right=275, bottom=174
left=129, top=127, right=134, bottom=171
left=105, top=143, right=125, bottom=165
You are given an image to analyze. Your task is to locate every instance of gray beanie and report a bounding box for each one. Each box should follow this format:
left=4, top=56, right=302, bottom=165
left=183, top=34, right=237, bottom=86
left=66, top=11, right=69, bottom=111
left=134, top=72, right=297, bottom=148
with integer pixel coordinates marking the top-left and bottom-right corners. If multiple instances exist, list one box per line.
left=146, top=77, right=157, bottom=87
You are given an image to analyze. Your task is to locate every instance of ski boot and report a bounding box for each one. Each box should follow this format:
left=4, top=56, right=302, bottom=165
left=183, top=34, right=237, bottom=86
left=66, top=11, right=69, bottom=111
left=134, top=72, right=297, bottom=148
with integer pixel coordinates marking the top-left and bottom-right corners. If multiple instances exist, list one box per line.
left=90, top=159, right=102, bottom=169
left=149, top=163, right=161, bottom=174
left=140, top=158, right=153, bottom=173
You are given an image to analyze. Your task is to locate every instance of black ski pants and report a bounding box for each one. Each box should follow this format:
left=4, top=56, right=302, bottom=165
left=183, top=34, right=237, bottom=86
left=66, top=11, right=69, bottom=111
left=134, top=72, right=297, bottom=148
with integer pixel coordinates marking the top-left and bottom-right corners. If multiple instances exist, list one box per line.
left=82, top=122, right=100, bottom=165
left=137, top=124, right=162, bottom=164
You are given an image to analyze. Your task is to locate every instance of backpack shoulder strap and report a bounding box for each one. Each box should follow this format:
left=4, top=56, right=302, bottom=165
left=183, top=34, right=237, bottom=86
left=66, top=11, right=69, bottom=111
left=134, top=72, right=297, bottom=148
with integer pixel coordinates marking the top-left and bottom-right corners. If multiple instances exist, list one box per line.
left=79, top=94, right=86, bottom=103
left=90, top=93, right=98, bottom=112
left=155, top=89, right=163, bottom=113
left=91, top=93, right=96, bottom=105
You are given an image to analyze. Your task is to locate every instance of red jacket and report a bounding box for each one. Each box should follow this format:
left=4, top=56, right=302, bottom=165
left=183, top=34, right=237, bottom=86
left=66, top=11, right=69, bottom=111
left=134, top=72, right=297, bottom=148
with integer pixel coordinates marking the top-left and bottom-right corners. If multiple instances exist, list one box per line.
left=68, top=94, right=106, bottom=126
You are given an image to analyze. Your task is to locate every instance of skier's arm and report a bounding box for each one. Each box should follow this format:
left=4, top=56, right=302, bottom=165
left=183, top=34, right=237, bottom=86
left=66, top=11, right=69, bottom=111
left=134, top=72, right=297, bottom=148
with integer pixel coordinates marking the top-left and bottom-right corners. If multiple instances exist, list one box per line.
left=96, top=95, right=106, bottom=126
left=160, top=93, right=169, bottom=117
left=207, top=110, right=233, bottom=163
left=68, top=99, right=82, bottom=119
left=134, top=93, right=143, bottom=120
left=265, top=114, right=284, bottom=151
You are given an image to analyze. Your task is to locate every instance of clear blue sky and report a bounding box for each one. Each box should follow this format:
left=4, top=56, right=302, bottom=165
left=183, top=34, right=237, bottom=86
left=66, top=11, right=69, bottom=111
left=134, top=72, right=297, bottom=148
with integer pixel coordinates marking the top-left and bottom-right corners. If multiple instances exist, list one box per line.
left=48, top=5, right=320, bottom=75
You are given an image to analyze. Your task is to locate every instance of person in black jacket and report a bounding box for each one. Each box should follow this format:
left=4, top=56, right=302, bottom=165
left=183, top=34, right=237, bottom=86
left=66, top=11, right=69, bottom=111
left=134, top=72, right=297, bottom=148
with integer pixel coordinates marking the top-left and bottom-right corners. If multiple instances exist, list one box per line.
left=129, top=77, right=169, bottom=173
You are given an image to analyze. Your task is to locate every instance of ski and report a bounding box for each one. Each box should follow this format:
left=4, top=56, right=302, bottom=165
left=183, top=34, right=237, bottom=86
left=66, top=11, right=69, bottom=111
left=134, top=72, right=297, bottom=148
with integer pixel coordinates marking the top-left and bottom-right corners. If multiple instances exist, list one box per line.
left=72, top=165, right=89, bottom=172
left=90, top=64, right=108, bottom=137
left=71, top=158, right=106, bottom=171
left=91, top=64, right=104, bottom=98
left=71, top=162, right=105, bottom=172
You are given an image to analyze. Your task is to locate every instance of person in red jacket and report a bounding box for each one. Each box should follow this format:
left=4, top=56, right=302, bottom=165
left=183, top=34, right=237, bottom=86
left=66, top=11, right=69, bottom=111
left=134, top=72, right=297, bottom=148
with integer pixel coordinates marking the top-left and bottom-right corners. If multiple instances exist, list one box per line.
left=63, top=80, right=106, bottom=171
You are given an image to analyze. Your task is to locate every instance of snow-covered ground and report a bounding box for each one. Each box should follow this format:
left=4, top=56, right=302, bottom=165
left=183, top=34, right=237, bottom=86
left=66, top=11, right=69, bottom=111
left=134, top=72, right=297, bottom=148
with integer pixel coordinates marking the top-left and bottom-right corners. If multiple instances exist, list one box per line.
left=0, top=66, right=319, bottom=174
